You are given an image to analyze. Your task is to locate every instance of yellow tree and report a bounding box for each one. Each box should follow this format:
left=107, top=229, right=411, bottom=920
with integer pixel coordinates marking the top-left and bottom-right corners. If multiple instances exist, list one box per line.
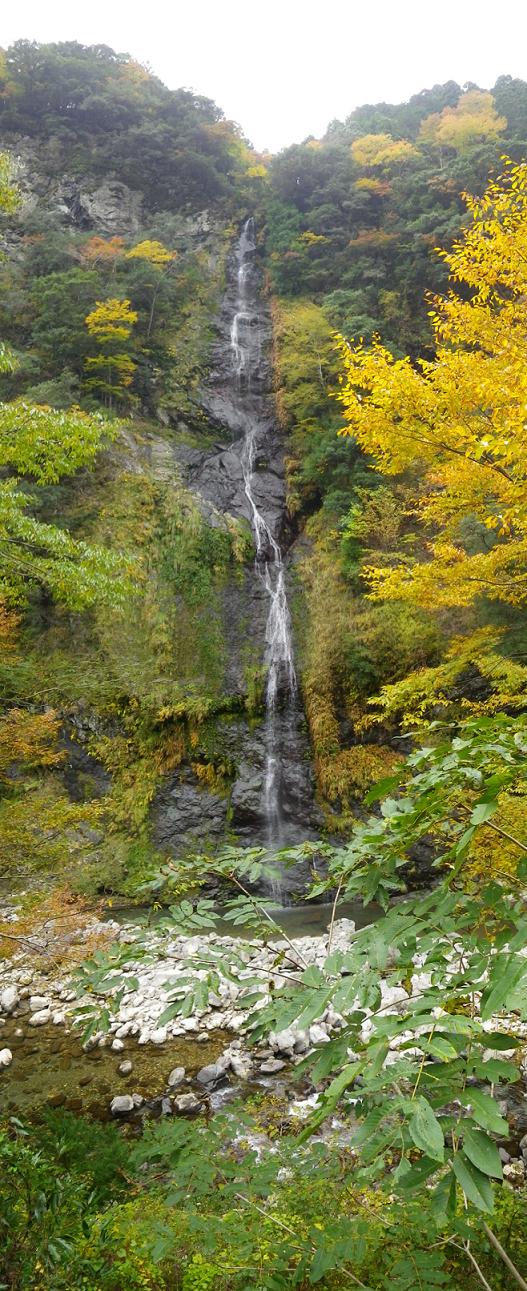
left=84, top=297, right=138, bottom=404
left=336, top=160, right=527, bottom=611
left=125, top=239, right=177, bottom=338
left=419, top=90, right=506, bottom=155
left=351, top=133, right=418, bottom=169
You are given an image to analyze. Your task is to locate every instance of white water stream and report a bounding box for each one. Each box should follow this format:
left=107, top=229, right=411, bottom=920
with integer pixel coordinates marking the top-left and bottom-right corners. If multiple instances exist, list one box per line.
left=230, top=219, right=297, bottom=849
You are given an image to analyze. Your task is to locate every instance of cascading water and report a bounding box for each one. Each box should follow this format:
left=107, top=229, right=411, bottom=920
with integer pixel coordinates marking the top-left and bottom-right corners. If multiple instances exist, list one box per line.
left=230, top=219, right=297, bottom=852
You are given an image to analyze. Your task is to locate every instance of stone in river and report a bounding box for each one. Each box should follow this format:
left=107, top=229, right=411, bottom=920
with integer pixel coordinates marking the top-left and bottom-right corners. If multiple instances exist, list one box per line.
left=167, top=1066, right=185, bottom=1088
left=110, top=1095, right=134, bottom=1115
left=174, top=1092, right=201, bottom=1113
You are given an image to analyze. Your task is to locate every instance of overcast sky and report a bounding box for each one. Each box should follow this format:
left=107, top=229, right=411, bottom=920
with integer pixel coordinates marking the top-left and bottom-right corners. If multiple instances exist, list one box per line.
left=2, top=1, right=527, bottom=152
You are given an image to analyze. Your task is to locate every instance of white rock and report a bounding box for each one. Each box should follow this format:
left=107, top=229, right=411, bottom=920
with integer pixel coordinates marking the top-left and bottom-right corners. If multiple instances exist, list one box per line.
left=28, top=1009, right=51, bottom=1026
left=0, top=1047, right=12, bottom=1067
left=380, top=983, right=409, bottom=1009
left=230, top=1054, right=253, bottom=1079
left=150, top=1027, right=168, bottom=1045
left=293, top=1030, right=309, bottom=1054
left=271, top=1027, right=298, bottom=1055
left=115, top=1022, right=134, bottom=1039
left=167, top=1066, right=186, bottom=1088
left=174, top=1091, right=201, bottom=1113
left=52, top=1011, right=66, bottom=1025
left=309, top=1024, right=330, bottom=1046
left=110, top=1095, right=134, bottom=1115
left=0, top=986, right=19, bottom=1014
left=260, top=1057, right=285, bottom=1073
left=118, top=1060, right=133, bottom=1075
left=111, top=1038, right=125, bottom=1052
left=29, top=995, right=51, bottom=1012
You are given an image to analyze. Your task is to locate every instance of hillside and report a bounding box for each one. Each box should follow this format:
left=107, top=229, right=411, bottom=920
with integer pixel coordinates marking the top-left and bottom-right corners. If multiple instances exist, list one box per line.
left=1, top=42, right=527, bottom=1291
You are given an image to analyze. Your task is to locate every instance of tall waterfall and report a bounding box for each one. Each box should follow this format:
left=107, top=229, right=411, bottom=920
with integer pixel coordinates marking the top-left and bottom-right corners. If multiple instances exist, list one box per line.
left=230, top=218, right=297, bottom=849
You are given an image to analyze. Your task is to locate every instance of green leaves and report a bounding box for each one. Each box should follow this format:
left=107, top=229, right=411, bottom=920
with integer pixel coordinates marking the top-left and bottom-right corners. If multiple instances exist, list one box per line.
left=461, top=1127, right=502, bottom=1179
left=459, top=1089, right=509, bottom=1135
left=408, top=1100, right=444, bottom=1162
left=480, top=953, right=527, bottom=1021
left=452, top=1154, right=495, bottom=1212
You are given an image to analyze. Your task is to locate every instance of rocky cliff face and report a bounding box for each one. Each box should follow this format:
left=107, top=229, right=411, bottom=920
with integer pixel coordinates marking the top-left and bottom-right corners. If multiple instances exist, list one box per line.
left=149, top=228, right=321, bottom=881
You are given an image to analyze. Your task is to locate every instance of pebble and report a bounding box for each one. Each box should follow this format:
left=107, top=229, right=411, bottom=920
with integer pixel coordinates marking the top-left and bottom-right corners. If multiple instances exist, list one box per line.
left=260, top=1057, right=285, bottom=1074
left=0, top=1048, right=12, bottom=1067
left=118, top=1060, right=133, bottom=1076
left=111, top=1038, right=125, bottom=1052
left=150, top=1027, right=167, bottom=1045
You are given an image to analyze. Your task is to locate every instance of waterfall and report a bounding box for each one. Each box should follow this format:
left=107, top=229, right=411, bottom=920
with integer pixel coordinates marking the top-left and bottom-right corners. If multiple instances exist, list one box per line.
left=230, top=218, right=297, bottom=851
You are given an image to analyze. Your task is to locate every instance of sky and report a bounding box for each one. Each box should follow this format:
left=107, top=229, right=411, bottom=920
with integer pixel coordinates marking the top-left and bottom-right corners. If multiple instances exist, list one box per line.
left=2, top=0, right=527, bottom=153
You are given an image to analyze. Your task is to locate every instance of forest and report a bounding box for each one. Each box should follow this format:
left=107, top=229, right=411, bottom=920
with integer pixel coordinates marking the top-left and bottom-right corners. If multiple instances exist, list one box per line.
left=0, top=37, right=527, bottom=1291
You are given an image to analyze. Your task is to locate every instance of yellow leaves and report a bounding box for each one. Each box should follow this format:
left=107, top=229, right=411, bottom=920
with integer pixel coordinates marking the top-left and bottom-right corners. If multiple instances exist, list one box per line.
left=85, top=297, right=138, bottom=343
left=419, top=91, right=506, bottom=153
left=246, top=163, right=267, bottom=179
left=354, top=177, right=392, bottom=196
left=336, top=160, right=527, bottom=608
left=0, top=708, right=64, bottom=777
left=125, top=239, right=177, bottom=267
left=299, top=230, right=328, bottom=245
left=351, top=134, right=418, bottom=169
left=0, top=151, right=20, bottom=214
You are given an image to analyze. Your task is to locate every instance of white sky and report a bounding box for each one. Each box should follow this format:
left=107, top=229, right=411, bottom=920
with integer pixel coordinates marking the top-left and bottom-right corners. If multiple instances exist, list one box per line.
left=2, top=1, right=527, bottom=153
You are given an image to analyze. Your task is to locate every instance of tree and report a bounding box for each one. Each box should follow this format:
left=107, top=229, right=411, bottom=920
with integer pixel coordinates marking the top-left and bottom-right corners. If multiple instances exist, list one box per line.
left=125, top=239, right=177, bottom=338
left=0, top=154, right=128, bottom=607
left=419, top=90, right=506, bottom=154
left=84, top=297, right=138, bottom=404
left=336, top=159, right=527, bottom=610
left=351, top=133, right=418, bottom=169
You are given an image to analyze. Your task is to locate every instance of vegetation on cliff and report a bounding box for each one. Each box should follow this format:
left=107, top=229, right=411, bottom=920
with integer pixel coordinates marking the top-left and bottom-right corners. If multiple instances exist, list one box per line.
left=1, top=46, right=527, bottom=1288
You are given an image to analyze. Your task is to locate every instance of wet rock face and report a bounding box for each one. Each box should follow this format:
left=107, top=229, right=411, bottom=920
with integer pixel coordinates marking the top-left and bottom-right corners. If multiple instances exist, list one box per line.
left=149, top=227, right=320, bottom=878
left=152, top=712, right=322, bottom=876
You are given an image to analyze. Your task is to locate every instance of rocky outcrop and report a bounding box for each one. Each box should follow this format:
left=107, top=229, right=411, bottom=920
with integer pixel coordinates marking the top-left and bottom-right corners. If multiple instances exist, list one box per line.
left=7, top=141, right=144, bottom=235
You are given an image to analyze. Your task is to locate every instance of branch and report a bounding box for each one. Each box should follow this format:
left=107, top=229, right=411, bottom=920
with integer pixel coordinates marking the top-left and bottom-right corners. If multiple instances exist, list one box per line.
left=482, top=1221, right=527, bottom=1291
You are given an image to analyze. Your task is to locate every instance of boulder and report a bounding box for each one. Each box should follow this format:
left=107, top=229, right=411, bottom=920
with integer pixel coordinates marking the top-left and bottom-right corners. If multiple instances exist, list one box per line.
left=110, top=1095, right=134, bottom=1115
left=167, top=1066, right=186, bottom=1088
left=174, top=1092, right=201, bottom=1113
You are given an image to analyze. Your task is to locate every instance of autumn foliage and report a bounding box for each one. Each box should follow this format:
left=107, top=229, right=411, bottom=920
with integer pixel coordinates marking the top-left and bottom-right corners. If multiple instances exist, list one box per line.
left=337, top=160, right=527, bottom=609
